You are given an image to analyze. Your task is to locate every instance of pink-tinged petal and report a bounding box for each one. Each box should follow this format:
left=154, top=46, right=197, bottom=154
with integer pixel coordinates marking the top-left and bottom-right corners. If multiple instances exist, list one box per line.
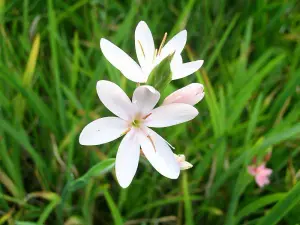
left=132, top=85, right=160, bottom=116
left=96, top=80, right=136, bottom=121
left=144, top=103, right=198, bottom=128
left=158, top=30, right=187, bottom=62
left=163, top=83, right=204, bottom=106
left=138, top=130, right=180, bottom=179
left=79, top=117, right=127, bottom=146
left=259, top=168, right=273, bottom=176
left=135, top=21, right=155, bottom=74
left=248, top=166, right=257, bottom=176
left=115, top=130, right=140, bottom=188
left=255, top=174, right=270, bottom=188
left=100, top=38, right=147, bottom=82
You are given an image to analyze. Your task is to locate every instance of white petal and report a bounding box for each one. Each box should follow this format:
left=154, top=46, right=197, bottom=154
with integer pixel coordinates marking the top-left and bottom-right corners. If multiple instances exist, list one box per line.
left=163, top=83, right=205, bottom=106
left=100, top=38, right=147, bottom=82
left=172, top=60, right=204, bottom=80
left=132, top=85, right=160, bottom=116
left=145, top=103, right=198, bottom=128
left=97, top=80, right=136, bottom=121
left=158, top=30, right=187, bottom=62
left=138, top=130, right=179, bottom=179
left=135, top=21, right=155, bottom=74
left=170, top=53, right=183, bottom=69
left=79, top=117, right=127, bottom=146
left=115, top=130, right=140, bottom=188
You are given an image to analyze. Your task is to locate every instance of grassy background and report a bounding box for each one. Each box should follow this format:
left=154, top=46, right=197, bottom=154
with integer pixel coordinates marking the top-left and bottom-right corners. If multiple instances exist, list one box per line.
left=0, top=0, right=300, bottom=224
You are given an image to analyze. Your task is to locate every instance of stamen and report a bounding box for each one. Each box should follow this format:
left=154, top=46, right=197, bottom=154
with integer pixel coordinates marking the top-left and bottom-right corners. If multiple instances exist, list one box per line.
left=121, top=128, right=131, bottom=136
left=147, top=135, right=156, bottom=152
left=137, top=40, right=146, bottom=58
left=157, top=32, right=168, bottom=56
left=142, top=113, right=152, bottom=120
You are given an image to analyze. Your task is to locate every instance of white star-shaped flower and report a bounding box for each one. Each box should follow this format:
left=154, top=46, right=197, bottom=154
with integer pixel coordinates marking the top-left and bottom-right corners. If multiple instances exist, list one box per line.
left=100, top=21, right=204, bottom=83
left=79, top=80, right=198, bottom=188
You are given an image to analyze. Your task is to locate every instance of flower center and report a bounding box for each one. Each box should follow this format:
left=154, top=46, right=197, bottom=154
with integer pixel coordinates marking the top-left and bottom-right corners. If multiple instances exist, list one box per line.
left=132, top=119, right=141, bottom=128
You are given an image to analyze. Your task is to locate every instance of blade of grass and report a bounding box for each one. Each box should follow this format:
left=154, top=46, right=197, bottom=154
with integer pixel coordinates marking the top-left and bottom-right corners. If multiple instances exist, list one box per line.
left=257, top=182, right=300, bottom=225
left=47, top=0, right=67, bottom=132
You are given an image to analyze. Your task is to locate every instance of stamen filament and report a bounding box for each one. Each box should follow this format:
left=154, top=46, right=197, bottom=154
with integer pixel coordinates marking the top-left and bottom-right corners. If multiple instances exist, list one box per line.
left=121, top=128, right=131, bottom=136
left=157, top=32, right=168, bottom=56
left=143, top=113, right=152, bottom=120
left=138, top=40, right=146, bottom=58
left=147, top=135, right=156, bottom=152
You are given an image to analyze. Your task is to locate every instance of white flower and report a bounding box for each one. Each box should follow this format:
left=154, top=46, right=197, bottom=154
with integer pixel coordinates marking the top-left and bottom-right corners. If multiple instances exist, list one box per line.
left=79, top=80, right=198, bottom=188
left=100, top=21, right=204, bottom=83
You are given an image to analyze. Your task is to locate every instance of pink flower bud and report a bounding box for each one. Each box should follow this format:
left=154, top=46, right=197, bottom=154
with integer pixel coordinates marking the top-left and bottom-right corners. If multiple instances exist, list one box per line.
left=163, top=83, right=205, bottom=106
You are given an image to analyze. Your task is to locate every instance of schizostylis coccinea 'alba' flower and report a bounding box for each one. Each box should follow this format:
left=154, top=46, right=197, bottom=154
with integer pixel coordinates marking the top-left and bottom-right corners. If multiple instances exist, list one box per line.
left=79, top=80, right=198, bottom=188
left=163, top=83, right=205, bottom=106
left=248, top=164, right=272, bottom=188
left=100, top=21, right=204, bottom=83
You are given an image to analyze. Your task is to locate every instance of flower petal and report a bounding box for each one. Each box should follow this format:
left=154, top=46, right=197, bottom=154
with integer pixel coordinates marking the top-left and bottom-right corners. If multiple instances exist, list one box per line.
left=260, top=168, right=273, bottom=176
left=115, top=130, right=140, bottom=188
left=138, top=129, right=180, bottom=179
left=256, top=174, right=270, bottom=188
left=172, top=60, right=204, bottom=80
left=97, top=80, right=135, bottom=120
left=100, top=38, right=147, bottom=82
left=145, top=103, right=198, bottom=128
left=132, top=85, right=160, bottom=116
left=163, top=83, right=205, bottom=106
left=135, top=21, right=155, bottom=74
left=79, top=117, right=127, bottom=146
left=158, top=30, right=187, bottom=61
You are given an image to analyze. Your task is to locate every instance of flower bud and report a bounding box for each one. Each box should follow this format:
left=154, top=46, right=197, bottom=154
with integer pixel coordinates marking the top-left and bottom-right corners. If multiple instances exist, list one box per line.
left=163, top=83, right=204, bottom=106
left=146, top=52, right=174, bottom=92
left=174, top=154, right=193, bottom=170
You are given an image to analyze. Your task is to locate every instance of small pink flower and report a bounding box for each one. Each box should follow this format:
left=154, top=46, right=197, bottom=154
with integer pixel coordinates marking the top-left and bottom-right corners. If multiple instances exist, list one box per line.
left=248, top=164, right=272, bottom=188
left=163, top=83, right=205, bottom=106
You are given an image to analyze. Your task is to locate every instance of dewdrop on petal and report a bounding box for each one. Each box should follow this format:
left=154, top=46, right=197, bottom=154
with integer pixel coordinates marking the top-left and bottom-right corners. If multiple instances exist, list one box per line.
left=174, top=154, right=193, bottom=170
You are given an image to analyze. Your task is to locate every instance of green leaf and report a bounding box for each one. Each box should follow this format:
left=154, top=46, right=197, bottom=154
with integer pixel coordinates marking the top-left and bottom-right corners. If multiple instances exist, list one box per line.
left=15, top=222, right=39, bottom=225
left=235, top=193, right=286, bottom=223
left=70, top=158, right=115, bottom=191
left=257, top=182, right=300, bottom=225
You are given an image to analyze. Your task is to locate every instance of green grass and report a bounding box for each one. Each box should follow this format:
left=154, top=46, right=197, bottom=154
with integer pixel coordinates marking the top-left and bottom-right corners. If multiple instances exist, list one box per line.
left=0, top=0, right=300, bottom=224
